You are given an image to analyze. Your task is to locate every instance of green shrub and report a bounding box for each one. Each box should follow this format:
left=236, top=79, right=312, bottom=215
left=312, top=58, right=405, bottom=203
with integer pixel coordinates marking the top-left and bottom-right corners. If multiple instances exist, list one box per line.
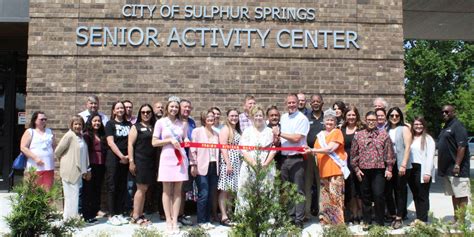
left=367, top=225, right=389, bottom=237
left=322, top=224, right=351, bottom=237
left=5, top=169, right=83, bottom=236
left=405, top=221, right=439, bottom=237
left=182, top=226, right=210, bottom=237
left=229, top=150, right=305, bottom=237
left=454, top=204, right=474, bottom=236
left=132, top=226, right=163, bottom=237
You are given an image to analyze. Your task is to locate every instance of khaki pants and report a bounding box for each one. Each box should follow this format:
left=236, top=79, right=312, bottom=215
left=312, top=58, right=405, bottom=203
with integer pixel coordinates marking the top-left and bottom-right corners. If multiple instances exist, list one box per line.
left=304, top=154, right=320, bottom=217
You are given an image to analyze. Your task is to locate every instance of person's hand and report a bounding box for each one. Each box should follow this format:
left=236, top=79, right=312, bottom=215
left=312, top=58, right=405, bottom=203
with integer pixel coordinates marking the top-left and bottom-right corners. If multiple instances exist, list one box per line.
left=129, top=161, right=136, bottom=176
left=453, top=165, right=460, bottom=176
left=399, top=166, right=406, bottom=176
left=226, top=163, right=233, bottom=175
left=302, top=146, right=312, bottom=155
left=171, top=139, right=181, bottom=150
left=120, top=155, right=129, bottom=164
left=356, top=170, right=364, bottom=182
left=318, top=148, right=330, bottom=154
left=385, top=170, right=392, bottom=180
left=191, top=166, right=198, bottom=177
left=423, top=174, right=431, bottom=183
left=83, top=172, right=91, bottom=181
left=35, top=158, right=45, bottom=166
left=272, top=126, right=280, bottom=137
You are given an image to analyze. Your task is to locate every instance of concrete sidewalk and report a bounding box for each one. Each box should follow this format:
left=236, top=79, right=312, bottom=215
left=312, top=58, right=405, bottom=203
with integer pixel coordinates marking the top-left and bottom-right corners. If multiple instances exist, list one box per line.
left=0, top=160, right=472, bottom=236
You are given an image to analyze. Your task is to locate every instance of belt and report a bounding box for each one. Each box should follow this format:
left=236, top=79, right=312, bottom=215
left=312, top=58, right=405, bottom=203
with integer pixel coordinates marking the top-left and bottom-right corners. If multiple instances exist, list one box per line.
left=286, top=154, right=303, bottom=159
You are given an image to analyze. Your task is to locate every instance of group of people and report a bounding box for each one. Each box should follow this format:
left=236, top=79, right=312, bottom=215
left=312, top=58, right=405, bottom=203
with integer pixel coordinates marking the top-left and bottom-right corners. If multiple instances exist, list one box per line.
left=19, top=93, right=470, bottom=233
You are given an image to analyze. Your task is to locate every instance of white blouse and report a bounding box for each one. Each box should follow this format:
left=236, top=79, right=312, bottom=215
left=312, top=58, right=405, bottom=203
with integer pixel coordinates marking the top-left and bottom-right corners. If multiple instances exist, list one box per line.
left=27, top=128, right=55, bottom=171
left=410, top=135, right=436, bottom=183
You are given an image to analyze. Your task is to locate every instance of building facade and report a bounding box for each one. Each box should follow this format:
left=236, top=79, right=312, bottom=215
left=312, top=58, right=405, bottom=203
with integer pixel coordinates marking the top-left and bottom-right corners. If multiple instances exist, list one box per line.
left=0, top=0, right=408, bottom=189
left=27, top=0, right=405, bottom=131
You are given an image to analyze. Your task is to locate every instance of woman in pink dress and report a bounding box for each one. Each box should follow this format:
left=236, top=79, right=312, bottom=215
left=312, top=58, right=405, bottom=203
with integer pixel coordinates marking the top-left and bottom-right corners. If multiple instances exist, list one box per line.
left=152, top=97, right=189, bottom=234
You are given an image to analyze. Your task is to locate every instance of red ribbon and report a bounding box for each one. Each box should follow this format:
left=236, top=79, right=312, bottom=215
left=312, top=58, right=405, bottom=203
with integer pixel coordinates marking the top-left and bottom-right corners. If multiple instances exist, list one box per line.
left=179, top=142, right=306, bottom=152
left=174, top=149, right=183, bottom=166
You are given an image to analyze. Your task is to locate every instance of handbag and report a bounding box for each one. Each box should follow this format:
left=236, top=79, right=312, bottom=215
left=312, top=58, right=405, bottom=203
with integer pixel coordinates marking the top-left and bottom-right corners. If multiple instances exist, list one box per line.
left=12, top=153, right=27, bottom=170
left=12, top=128, right=34, bottom=170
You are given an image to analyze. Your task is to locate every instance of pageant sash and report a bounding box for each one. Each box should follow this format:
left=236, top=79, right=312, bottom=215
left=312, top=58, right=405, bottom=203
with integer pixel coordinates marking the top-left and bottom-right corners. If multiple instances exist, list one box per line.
left=165, top=119, right=185, bottom=166
left=316, top=131, right=351, bottom=179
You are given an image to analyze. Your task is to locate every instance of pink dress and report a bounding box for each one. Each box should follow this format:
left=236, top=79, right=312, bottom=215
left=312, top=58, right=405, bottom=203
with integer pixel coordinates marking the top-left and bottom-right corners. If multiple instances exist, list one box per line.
left=153, top=117, right=189, bottom=182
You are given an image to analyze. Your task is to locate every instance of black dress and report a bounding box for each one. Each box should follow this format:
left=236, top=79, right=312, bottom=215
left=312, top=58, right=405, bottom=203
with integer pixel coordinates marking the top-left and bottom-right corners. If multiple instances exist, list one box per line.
left=133, top=123, right=157, bottom=184
left=342, top=127, right=361, bottom=201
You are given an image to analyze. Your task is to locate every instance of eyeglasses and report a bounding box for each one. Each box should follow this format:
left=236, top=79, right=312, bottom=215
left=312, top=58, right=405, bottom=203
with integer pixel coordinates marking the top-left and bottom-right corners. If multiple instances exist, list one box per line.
left=141, top=111, right=152, bottom=115
left=442, top=110, right=450, bottom=114
left=39, top=118, right=48, bottom=121
left=390, top=114, right=400, bottom=118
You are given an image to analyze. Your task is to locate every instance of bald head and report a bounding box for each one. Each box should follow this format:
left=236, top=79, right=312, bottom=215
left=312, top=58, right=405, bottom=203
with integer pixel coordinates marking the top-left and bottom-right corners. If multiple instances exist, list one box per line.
left=441, top=105, right=456, bottom=122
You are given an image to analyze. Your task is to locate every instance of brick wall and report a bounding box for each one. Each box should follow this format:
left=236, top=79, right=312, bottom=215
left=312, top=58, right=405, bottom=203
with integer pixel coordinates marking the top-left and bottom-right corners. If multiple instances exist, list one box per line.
left=27, top=0, right=405, bottom=134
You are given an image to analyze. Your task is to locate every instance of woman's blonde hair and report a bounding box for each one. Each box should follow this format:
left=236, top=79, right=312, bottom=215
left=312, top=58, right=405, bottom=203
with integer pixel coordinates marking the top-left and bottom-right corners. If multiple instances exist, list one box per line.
left=249, top=104, right=265, bottom=120
left=69, top=115, right=84, bottom=130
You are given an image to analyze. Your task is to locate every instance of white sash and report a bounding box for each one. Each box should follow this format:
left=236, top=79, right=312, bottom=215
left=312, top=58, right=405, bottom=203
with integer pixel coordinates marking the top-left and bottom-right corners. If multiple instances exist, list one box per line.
left=317, top=131, right=351, bottom=179
left=165, top=119, right=187, bottom=162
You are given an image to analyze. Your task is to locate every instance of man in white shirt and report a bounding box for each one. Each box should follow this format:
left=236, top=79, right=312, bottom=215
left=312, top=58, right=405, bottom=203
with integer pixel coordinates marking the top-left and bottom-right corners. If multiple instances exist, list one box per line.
left=272, top=93, right=310, bottom=228
left=78, top=95, right=109, bottom=125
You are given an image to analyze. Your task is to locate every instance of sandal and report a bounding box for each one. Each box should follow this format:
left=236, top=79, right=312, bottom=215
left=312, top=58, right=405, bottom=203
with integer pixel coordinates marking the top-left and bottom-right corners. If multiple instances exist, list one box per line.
left=391, top=218, right=403, bottom=229
left=130, top=216, right=151, bottom=226
left=220, top=218, right=233, bottom=227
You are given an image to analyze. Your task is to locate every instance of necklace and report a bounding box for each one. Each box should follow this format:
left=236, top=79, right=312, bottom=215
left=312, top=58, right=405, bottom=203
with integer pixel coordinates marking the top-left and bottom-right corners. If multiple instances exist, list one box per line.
left=346, top=125, right=357, bottom=134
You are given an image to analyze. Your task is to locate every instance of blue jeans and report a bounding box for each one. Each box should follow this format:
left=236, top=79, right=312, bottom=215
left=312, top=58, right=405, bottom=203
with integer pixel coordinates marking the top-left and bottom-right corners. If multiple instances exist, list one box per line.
left=196, top=162, right=218, bottom=224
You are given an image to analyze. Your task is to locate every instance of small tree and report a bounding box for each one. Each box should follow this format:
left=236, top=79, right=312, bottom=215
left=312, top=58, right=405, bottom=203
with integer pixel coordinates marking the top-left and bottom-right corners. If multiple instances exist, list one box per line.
left=5, top=169, right=83, bottom=236
left=230, top=149, right=304, bottom=237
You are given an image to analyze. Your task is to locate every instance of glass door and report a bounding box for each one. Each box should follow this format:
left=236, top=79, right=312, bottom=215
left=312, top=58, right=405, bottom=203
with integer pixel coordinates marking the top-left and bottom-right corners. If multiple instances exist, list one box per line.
left=0, top=56, right=15, bottom=190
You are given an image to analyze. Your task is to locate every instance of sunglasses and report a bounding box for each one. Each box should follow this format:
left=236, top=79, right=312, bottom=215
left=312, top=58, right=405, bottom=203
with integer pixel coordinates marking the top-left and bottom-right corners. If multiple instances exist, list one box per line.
left=390, top=114, right=400, bottom=118
left=442, top=110, right=450, bottom=114
left=141, top=111, right=152, bottom=115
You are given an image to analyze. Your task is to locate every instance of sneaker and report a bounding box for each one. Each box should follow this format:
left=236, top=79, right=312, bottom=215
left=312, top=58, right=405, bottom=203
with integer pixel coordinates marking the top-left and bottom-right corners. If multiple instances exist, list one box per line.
left=107, top=216, right=122, bottom=226
left=178, top=215, right=193, bottom=226
left=205, top=222, right=216, bottom=229
left=117, top=215, right=130, bottom=225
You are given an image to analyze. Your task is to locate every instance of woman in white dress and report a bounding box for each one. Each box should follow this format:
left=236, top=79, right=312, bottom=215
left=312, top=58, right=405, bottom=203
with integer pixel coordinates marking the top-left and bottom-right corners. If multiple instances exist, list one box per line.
left=237, top=105, right=277, bottom=210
